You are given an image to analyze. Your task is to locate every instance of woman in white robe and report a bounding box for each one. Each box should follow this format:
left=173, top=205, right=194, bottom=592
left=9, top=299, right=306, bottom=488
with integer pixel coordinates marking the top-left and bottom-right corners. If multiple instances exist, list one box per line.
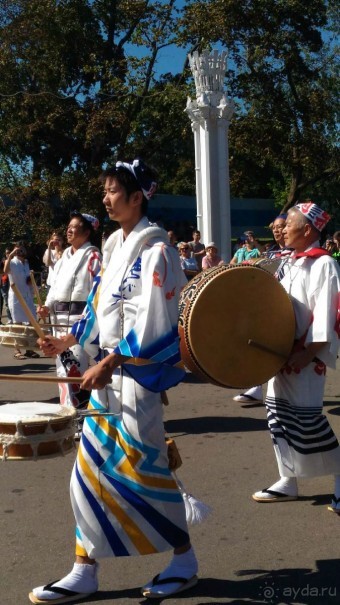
left=4, top=244, right=38, bottom=359
left=38, top=213, right=101, bottom=410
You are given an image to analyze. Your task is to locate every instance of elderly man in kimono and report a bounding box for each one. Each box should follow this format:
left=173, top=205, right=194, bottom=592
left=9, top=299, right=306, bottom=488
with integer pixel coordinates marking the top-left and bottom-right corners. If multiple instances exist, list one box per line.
left=29, top=160, right=198, bottom=605
left=252, top=202, right=340, bottom=509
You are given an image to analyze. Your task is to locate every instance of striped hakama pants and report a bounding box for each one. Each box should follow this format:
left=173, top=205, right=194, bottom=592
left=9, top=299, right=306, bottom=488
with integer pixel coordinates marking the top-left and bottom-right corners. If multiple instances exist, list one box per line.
left=265, top=361, right=340, bottom=478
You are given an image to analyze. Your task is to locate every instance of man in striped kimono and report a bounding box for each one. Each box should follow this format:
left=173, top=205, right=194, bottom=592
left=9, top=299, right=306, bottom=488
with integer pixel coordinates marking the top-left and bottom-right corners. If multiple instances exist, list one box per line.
left=253, top=202, right=340, bottom=508
left=29, top=160, right=198, bottom=604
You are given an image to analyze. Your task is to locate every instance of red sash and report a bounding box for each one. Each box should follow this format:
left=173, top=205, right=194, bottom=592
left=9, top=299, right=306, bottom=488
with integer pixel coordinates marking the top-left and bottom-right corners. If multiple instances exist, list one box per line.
left=292, top=248, right=330, bottom=259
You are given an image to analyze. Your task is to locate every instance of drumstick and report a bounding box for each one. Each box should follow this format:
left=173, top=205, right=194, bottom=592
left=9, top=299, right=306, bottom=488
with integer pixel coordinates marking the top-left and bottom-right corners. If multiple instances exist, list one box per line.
left=11, top=283, right=46, bottom=340
left=30, top=271, right=47, bottom=325
left=0, top=373, right=83, bottom=384
left=30, top=271, right=42, bottom=306
left=248, top=339, right=287, bottom=361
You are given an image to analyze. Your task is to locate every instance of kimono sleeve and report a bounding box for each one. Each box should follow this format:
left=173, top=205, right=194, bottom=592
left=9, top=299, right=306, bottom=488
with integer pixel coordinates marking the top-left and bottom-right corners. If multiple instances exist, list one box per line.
left=114, top=243, right=182, bottom=367
left=305, top=258, right=340, bottom=366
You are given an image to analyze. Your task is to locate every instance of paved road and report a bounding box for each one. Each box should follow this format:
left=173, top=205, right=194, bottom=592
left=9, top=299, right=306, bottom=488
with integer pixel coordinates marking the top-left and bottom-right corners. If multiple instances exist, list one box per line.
left=0, top=345, right=340, bottom=605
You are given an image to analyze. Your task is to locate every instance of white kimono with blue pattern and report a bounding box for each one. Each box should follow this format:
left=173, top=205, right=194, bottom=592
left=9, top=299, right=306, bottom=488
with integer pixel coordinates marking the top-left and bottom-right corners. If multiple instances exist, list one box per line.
left=70, top=217, right=188, bottom=559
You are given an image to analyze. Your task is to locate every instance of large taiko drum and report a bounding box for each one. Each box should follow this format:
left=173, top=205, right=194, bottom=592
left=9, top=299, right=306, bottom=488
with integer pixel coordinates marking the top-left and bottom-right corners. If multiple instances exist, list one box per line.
left=0, top=324, right=51, bottom=350
left=178, top=264, right=295, bottom=388
left=0, top=402, right=77, bottom=461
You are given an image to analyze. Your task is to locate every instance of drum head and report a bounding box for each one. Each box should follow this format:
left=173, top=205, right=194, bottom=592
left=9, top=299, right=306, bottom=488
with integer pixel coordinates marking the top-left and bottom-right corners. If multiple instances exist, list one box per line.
left=0, top=402, right=76, bottom=422
left=180, top=265, right=295, bottom=388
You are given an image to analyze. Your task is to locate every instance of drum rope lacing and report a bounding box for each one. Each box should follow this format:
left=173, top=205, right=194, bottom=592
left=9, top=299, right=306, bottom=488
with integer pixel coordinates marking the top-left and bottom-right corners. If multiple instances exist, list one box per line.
left=0, top=416, right=77, bottom=461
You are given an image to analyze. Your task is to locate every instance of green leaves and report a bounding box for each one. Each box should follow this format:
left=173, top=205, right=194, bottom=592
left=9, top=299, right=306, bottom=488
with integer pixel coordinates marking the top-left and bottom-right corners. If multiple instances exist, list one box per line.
left=0, top=0, right=338, bottom=241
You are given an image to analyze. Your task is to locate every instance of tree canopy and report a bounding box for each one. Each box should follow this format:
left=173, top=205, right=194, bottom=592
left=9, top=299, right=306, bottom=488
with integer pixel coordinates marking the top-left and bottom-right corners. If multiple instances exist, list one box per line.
left=0, top=0, right=338, bottom=244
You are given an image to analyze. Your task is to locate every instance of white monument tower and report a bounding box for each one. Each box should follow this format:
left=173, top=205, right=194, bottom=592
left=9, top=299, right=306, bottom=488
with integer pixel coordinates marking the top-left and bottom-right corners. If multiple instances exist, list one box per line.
left=185, top=49, right=234, bottom=261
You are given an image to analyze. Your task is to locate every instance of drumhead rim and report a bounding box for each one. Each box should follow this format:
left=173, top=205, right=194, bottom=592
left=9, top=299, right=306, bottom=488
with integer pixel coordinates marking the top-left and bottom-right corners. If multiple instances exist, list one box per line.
left=179, top=264, right=295, bottom=388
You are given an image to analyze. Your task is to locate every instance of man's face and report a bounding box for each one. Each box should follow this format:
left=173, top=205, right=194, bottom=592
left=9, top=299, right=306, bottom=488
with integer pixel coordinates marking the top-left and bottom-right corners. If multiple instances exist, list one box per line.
left=272, top=218, right=286, bottom=244
left=283, top=211, right=307, bottom=250
left=103, top=177, right=137, bottom=224
left=66, top=218, right=89, bottom=248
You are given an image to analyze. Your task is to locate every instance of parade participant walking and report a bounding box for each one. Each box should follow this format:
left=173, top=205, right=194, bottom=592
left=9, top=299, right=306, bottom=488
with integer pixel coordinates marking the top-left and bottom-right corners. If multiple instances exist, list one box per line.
left=252, top=202, right=340, bottom=506
left=29, top=159, right=198, bottom=604
left=37, top=213, right=101, bottom=411
left=4, top=243, right=38, bottom=359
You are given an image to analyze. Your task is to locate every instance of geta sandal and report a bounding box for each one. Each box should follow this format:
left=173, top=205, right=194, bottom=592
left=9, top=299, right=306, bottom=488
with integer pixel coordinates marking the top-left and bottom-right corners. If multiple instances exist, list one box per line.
left=141, top=573, right=198, bottom=598
left=252, top=488, right=298, bottom=503
left=29, top=580, right=93, bottom=604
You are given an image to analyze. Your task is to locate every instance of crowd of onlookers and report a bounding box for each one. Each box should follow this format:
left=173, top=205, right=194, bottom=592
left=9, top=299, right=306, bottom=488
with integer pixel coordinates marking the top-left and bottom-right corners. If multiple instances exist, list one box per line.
left=169, top=225, right=340, bottom=281
left=0, top=224, right=339, bottom=323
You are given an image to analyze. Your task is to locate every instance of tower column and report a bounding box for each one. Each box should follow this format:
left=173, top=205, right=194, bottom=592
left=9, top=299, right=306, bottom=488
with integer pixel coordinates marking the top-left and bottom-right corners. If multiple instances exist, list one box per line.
left=185, top=50, right=234, bottom=261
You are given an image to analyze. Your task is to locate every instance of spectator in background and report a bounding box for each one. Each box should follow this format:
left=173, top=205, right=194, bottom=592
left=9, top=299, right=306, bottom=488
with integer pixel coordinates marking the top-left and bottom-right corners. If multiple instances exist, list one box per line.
left=42, top=231, right=65, bottom=293
left=232, top=235, right=247, bottom=255
left=167, top=230, right=178, bottom=249
left=229, top=234, right=261, bottom=265
left=244, top=230, right=265, bottom=253
left=332, top=231, right=340, bottom=264
left=0, top=251, right=12, bottom=324
left=178, top=242, right=198, bottom=280
left=202, top=242, right=224, bottom=270
left=324, top=237, right=336, bottom=255
left=188, top=230, right=205, bottom=271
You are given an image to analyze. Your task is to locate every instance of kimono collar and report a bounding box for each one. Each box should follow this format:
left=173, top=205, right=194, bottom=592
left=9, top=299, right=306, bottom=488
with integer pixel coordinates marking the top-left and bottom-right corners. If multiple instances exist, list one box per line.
left=292, top=241, right=330, bottom=259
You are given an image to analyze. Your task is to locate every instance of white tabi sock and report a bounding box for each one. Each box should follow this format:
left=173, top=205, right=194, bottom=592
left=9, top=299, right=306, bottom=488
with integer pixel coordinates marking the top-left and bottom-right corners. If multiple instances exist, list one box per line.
left=244, top=385, right=263, bottom=400
left=269, top=477, right=298, bottom=496
left=143, top=547, right=198, bottom=595
left=32, top=562, right=98, bottom=600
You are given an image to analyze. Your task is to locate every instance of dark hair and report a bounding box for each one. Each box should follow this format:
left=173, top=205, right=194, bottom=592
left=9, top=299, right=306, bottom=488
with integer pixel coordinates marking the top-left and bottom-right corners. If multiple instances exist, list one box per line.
left=69, top=212, right=97, bottom=245
left=99, top=162, right=157, bottom=216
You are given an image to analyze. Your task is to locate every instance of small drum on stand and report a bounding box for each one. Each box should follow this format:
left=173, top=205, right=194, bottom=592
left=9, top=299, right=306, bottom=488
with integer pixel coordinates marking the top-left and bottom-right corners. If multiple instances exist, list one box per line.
left=178, top=264, right=295, bottom=388
left=0, top=324, right=51, bottom=351
left=0, top=402, right=77, bottom=461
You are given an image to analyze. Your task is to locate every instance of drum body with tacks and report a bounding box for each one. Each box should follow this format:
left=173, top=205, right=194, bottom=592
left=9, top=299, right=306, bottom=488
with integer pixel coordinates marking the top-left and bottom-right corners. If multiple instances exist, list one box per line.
left=0, top=324, right=51, bottom=350
left=178, top=264, right=295, bottom=388
left=0, top=402, right=77, bottom=461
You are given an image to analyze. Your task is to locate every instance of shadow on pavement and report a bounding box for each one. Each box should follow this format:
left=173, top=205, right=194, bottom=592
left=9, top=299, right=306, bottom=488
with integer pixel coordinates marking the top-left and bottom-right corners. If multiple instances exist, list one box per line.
left=0, top=362, right=55, bottom=375
left=84, top=560, right=340, bottom=604
left=165, top=415, right=268, bottom=434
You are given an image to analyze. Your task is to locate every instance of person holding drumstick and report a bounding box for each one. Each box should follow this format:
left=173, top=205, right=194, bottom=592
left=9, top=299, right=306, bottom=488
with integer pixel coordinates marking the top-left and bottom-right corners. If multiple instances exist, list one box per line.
left=252, top=202, right=340, bottom=506
left=4, top=242, right=39, bottom=359
left=29, top=159, right=197, bottom=604
left=37, top=213, right=101, bottom=414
